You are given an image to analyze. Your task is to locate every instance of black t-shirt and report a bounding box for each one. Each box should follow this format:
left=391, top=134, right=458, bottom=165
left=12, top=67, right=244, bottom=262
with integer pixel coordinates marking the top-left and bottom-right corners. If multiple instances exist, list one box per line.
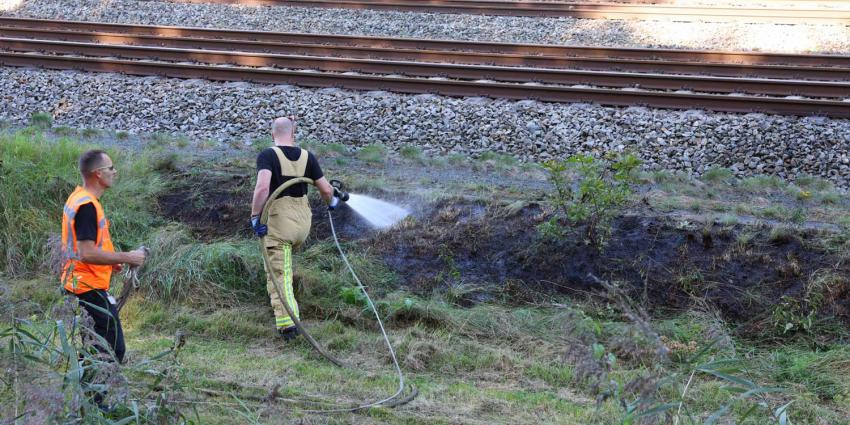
left=74, top=203, right=98, bottom=242
left=256, top=146, right=323, bottom=198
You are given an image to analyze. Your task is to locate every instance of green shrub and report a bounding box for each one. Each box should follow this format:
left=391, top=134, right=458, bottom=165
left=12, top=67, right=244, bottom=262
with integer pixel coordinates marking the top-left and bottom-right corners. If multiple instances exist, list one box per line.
left=400, top=146, right=423, bottom=161
left=741, top=175, right=786, bottom=192
left=356, top=144, right=387, bottom=164
left=29, top=112, right=53, bottom=129
left=539, top=153, right=642, bottom=248
left=701, top=167, right=734, bottom=183
left=478, top=151, right=517, bottom=168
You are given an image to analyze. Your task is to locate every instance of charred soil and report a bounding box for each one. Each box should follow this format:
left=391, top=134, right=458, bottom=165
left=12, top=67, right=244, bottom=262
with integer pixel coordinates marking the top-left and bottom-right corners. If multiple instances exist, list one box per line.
left=157, top=167, right=850, bottom=334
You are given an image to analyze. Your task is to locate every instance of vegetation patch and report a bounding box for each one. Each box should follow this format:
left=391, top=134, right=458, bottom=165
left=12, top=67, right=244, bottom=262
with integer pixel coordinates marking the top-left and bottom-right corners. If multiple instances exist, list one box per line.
left=2, top=128, right=850, bottom=423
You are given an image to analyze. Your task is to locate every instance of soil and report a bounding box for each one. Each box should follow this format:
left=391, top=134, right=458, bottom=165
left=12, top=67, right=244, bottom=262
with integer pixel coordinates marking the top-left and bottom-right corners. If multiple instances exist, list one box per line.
left=156, top=161, right=850, bottom=331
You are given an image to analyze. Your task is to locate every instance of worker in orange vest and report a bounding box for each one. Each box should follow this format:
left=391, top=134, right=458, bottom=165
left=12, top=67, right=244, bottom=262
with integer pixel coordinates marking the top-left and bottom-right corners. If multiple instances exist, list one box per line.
left=61, top=149, right=146, bottom=367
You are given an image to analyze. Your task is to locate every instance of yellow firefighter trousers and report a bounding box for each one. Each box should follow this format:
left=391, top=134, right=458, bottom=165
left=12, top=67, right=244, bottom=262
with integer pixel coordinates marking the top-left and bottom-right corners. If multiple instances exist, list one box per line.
left=263, top=195, right=311, bottom=329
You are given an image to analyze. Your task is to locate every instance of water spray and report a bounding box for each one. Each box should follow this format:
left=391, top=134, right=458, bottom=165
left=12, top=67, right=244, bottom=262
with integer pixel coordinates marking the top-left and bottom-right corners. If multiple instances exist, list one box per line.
left=258, top=177, right=416, bottom=413
left=329, top=179, right=410, bottom=230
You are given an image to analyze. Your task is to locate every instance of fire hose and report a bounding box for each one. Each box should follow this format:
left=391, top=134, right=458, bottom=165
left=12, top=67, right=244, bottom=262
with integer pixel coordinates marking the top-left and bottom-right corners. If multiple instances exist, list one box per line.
left=258, top=177, right=417, bottom=413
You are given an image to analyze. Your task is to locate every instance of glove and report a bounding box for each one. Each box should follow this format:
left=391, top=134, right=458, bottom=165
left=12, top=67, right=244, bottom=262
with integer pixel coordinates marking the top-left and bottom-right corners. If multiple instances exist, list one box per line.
left=251, top=215, right=268, bottom=237
left=328, top=196, right=340, bottom=211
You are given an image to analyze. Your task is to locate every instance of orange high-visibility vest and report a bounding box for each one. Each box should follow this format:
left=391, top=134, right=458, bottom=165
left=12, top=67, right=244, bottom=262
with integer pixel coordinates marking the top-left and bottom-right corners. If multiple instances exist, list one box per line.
left=61, top=186, right=115, bottom=294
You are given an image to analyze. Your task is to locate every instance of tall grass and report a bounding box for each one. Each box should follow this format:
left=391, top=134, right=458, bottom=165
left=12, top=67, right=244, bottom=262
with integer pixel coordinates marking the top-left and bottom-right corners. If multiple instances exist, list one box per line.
left=0, top=129, right=163, bottom=277
left=141, top=226, right=265, bottom=302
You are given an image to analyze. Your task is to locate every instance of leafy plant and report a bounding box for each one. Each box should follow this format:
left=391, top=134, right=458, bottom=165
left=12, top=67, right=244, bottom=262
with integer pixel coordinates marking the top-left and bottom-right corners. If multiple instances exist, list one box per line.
left=29, top=112, right=53, bottom=129
left=356, top=144, right=387, bottom=164
left=0, top=298, right=193, bottom=423
left=539, top=154, right=642, bottom=248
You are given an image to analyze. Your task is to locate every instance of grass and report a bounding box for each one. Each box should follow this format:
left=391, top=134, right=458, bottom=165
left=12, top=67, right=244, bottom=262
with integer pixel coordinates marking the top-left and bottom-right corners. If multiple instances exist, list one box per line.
left=29, top=112, right=53, bottom=129
left=478, top=151, right=518, bottom=169
left=356, top=144, right=388, bottom=164
left=400, top=146, right=424, bottom=162
left=0, top=129, right=166, bottom=276
left=701, top=167, right=734, bottom=183
left=7, top=268, right=849, bottom=423
left=2, top=128, right=850, bottom=423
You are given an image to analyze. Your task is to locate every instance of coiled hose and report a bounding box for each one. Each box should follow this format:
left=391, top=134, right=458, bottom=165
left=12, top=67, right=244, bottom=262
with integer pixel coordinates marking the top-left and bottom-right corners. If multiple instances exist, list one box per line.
left=258, top=177, right=416, bottom=413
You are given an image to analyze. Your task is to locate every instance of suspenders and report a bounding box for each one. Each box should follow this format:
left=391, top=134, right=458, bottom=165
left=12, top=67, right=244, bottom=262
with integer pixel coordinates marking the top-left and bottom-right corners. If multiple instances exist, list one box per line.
left=272, top=147, right=308, bottom=179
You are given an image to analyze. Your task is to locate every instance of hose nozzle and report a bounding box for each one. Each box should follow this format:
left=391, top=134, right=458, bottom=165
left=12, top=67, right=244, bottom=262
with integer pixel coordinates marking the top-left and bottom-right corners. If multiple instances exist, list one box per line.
left=330, top=179, right=350, bottom=202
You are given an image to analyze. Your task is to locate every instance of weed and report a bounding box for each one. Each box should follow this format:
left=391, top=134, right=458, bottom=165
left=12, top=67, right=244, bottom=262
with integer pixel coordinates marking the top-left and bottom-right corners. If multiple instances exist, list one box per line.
left=795, top=174, right=834, bottom=192
left=400, top=145, right=424, bottom=162
left=675, top=270, right=704, bottom=293
left=29, top=112, right=53, bottom=129
left=790, top=207, right=807, bottom=225
left=580, top=277, right=793, bottom=425
left=789, top=186, right=813, bottom=202
left=539, top=153, right=642, bottom=249
left=116, top=131, right=129, bottom=140
left=687, top=200, right=704, bottom=213
left=0, top=299, right=193, bottom=422
left=478, top=151, right=518, bottom=169
left=740, top=175, right=787, bottom=192
left=314, top=142, right=348, bottom=157
left=761, top=205, right=789, bottom=221
left=655, top=197, right=683, bottom=212
left=768, top=226, right=794, bottom=244
left=142, top=226, right=265, bottom=302
left=733, top=203, right=752, bottom=216
left=53, top=126, right=76, bottom=136
left=81, top=128, right=100, bottom=139
left=816, top=191, right=842, bottom=206
left=701, top=167, right=734, bottom=184
left=717, top=214, right=738, bottom=226
left=447, top=153, right=467, bottom=166
left=356, top=144, right=387, bottom=164
left=249, top=136, right=272, bottom=148
left=650, top=169, right=675, bottom=184
left=149, top=132, right=187, bottom=148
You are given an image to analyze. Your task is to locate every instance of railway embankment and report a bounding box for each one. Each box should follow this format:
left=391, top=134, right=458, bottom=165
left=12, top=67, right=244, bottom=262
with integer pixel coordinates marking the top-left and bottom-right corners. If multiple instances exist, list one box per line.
left=2, top=66, right=849, bottom=187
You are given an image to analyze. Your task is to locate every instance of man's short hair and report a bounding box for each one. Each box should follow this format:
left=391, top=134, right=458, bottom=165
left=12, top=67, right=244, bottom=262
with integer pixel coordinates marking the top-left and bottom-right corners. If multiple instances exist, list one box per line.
left=79, top=150, right=107, bottom=176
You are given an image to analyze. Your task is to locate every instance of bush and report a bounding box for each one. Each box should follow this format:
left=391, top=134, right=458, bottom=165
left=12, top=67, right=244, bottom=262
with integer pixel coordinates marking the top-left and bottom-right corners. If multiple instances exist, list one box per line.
left=29, top=112, right=53, bottom=129
left=356, top=144, right=387, bottom=164
left=539, top=153, right=642, bottom=248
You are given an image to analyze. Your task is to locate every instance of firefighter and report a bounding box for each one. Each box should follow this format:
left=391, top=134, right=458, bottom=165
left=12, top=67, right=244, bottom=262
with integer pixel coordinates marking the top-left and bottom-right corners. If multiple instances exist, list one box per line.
left=250, top=116, right=341, bottom=341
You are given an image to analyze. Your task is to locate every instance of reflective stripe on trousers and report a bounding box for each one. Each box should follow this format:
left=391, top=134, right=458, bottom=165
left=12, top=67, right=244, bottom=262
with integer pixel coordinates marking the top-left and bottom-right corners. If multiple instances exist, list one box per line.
left=266, top=242, right=299, bottom=329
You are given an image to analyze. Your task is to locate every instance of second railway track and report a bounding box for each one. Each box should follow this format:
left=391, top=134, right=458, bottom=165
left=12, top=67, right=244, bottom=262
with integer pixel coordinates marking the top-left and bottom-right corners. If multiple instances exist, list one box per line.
left=157, top=0, right=850, bottom=24
left=1, top=18, right=848, bottom=117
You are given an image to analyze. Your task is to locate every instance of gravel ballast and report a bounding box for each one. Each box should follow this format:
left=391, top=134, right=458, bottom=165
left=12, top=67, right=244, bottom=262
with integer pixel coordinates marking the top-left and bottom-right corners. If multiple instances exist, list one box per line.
left=3, top=67, right=849, bottom=187
left=2, top=0, right=850, bottom=53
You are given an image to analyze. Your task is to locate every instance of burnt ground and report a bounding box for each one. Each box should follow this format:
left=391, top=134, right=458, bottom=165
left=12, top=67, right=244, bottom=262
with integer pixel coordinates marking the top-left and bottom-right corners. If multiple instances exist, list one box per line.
left=156, top=161, right=850, bottom=334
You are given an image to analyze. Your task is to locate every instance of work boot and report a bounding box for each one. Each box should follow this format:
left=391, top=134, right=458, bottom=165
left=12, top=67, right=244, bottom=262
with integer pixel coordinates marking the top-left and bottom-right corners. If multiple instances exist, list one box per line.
left=278, top=326, right=299, bottom=342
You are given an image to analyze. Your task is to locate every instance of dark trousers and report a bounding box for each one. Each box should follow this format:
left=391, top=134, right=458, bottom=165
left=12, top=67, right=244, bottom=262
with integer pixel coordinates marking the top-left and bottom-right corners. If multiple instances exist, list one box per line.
left=75, top=289, right=126, bottom=363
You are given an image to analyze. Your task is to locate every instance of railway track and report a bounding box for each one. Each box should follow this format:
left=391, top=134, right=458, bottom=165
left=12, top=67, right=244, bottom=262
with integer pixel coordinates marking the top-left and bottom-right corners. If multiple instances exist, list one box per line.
left=159, top=0, right=850, bottom=23
left=0, top=18, right=848, bottom=117
left=6, top=18, right=850, bottom=72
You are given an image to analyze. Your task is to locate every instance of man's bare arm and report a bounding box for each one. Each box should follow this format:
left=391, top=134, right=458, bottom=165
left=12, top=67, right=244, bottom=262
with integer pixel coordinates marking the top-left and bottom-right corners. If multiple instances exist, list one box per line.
left=78, top=241, right=145, bottom=266
left=314, top=176, right=334, bottom=204
left=251, top=170, right=272, bottom=216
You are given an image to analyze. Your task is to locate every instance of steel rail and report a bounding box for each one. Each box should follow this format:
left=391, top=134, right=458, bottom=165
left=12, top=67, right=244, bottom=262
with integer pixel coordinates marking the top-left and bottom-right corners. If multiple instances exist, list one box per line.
left=2, top=17, right=848, bottom=68
left=3, top=37, right=849, bottom=98
left=155, top=0, right=850, bottom=23
left=2, top=25, right=848, bottom=82
left=2, top=52, right=848, bottom=117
